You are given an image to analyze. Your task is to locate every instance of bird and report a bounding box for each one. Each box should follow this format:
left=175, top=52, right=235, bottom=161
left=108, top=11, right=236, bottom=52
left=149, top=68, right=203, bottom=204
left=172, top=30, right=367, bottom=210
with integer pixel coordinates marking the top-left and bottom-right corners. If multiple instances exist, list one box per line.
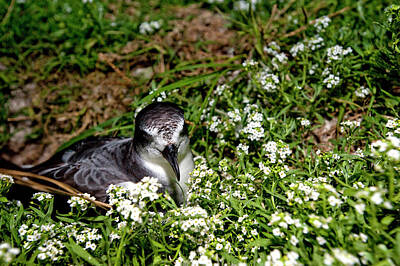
left=1, top=102, right=195, bottom=204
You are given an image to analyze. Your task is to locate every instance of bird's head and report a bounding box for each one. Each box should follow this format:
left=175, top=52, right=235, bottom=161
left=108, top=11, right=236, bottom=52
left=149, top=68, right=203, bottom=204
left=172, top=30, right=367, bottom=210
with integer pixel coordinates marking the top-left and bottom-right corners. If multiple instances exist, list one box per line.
left=134, top=102, right=190, bottom=181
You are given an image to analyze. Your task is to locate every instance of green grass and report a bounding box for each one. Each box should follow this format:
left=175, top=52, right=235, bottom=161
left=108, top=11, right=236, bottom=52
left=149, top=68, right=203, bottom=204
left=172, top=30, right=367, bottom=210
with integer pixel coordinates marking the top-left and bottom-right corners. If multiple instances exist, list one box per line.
left=1, top=0, right=400, bottom=265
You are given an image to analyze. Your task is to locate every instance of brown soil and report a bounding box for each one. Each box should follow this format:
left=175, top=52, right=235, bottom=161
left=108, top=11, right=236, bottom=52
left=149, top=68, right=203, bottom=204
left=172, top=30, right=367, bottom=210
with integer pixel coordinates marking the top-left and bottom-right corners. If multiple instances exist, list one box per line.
left=1, top=4, right=242, bottom=166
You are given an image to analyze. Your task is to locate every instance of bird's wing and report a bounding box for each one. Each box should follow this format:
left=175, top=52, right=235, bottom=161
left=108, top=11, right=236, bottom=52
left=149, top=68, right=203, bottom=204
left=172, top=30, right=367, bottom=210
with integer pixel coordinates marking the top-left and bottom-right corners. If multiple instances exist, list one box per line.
left=31, top=137, right=136, bottom=202
left=37, top=161, right=134, bottom=202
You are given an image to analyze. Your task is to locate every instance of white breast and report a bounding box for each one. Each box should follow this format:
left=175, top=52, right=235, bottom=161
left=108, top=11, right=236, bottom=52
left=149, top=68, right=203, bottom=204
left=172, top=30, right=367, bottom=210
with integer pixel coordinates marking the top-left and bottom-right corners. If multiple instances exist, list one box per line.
left=139, top=147, right=194, bottom=203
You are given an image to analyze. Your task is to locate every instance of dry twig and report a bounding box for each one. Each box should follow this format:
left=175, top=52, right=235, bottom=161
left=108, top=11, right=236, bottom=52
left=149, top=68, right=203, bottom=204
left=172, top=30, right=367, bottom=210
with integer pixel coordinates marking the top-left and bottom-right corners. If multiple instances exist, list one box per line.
left=98, top=53, right=133, bottom=84
left=282, top=6, right=352, bottom=39
left=0, top=168, right=112, bottom=210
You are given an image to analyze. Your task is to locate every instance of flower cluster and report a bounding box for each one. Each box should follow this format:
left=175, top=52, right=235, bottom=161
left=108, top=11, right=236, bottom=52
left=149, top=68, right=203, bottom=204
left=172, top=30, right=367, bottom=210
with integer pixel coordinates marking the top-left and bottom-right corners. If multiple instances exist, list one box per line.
left=242, top=104, right=265, bottom=141
left=371, top=136, right=400, bottom=163
left=254, top=68, right=280, bottom=92
left=18, top=219, right=103, bottom=262
left=324, top=248, right=360, bottom=266
left=264, top=42, right=288, bottom=69
left=326, top=45, right=352, bottom=63
left=167, top=206, right=223, bottom=247
left=308, top=214, right=332, bottom=229
left=37, top=239, right=65, bottom=261
left=354, top=85, right=370, bottom=98
left=323, top=74, right=340, bottom=88
left=72, top=227, right=102, bottom=251
left=32, top=192, right=53, bottom=202
left=355, top=186, right=393, bottom=210
left=286, top=178, right=322, bottom=207
left=385, top=118, right=400, bottom=136
left=0, top=174, right=13, bottom=196
left=0, top=242, right=20, bottom=264
left=290, top=34, right=325, bottom=57
left=233, top=0, right=260, bottom=12
left=316, top=150, right=341, bottom=165
left=263, top=140, right=292, bottom=163
left=264, top=249, right=301, bottom=266
left=67, top=193, right=95, bottom=212
left=187, top=157, right=218, bottom=202
left=340, top=119, right=361, bottom=134
left=268, top=211, right=304, bottom=238
left=314, top=16, right=331, bottom=32
left=106, top=177, right=163, bottom=225
left=242, top=59, right=258, bottom=69
left=297, top=117, right=311, bottom=127
left=139, top=20, right=162, bottom=35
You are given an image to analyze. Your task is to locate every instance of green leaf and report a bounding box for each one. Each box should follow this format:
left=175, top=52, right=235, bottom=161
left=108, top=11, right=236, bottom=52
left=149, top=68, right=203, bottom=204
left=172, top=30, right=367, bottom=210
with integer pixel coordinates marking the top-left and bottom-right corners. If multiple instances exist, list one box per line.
left=65, top=240, right=103, bottom=266
left=381, top=216, right=395, bottom=226
left=149, top=239, right=167, bottom=252
left=0, top=196, right=8, bottom=203
left=220, top=251, right=240, bottom=264
left=56, top=215, right=76, bottom=223
left=84, top=216, right=109, bottom=222
left=247, top=238, right=272, bottom=247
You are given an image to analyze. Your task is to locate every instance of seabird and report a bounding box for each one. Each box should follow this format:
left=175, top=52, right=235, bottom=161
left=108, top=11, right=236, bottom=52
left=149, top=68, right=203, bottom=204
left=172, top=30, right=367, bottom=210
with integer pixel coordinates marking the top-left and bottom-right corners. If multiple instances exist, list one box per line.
left=3, top=102, right=195, bottom=204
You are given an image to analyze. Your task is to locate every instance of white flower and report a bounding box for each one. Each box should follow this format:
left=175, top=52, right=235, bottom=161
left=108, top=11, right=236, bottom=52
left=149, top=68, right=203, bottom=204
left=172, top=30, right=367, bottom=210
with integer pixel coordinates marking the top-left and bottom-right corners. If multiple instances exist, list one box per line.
left=354, top=203, right=366, bottom=214
left=290, top=42, right=305, bottom=57
left=189, top=251, right=197, bottom=261
left=371, top=140, right=389, bottom=153
left=307, top=34, right=325, bottom=50
left=68, top=193, right=95, bottom=211
left=209, top=116, right=221, bottom=133
left=323, top=74, right=340, bottom=88
left=287, top=251, right=300, bottom=263
left=385, top=119, right=398, bottom=129
left=32, top=192, right=53, bottom=201
left=0, top=174, right=14, bottom=183
left=317, top=236, right=327, bottom=245
left=270, top=249, right=282, bottom=261
left=384, top=201, right=393, bottom=209
left=139, top=20, right=162, bottom=35
left=359, top=233, right=368, bottom=243
left=0, top=242, right=20, bottom=263
left=197, top=255, right=212, bottom=265
left=340, top=120, right=361, bottom=133
left=387, top=149, right=400, bottom=161
left=215, top=243, right=223, bottom=250
left=388, top=136, right=400, bottom=147
left=324, top=253, right=334, bottom=265
left=255, top=70, right=280, bottom=92
left=299, top=118, right=311, bottom=127
left=234, top=0, right=250, bottom=11
left=237, top=143, right=249, bottom=155
left=332, top=248, right=359, bottom=265
left=355, top=86, right=370, bottom=98
left=272, top=228, right=283, bottom=237
left=326, top=45, right=352, bottom=63
left=290, top=235, right=299, bottom=246
left=311, top=219, right=322, bottom=228
left=370, top=192, right=384, bottom=205
left=242, top=59, right=258, bottom=68
left=227, top=109, right=242, bottom=123
left=314, top=16, right=331, bottom=31
left=328, top=195, right=343, bottom=207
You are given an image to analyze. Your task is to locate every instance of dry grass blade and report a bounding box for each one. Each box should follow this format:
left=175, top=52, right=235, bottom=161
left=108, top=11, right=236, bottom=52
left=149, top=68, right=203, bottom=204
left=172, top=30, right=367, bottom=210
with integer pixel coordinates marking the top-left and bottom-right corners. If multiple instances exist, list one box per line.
left=281, top=6, right=352, bottom=39
left=0, top=168, right=112, bottom=210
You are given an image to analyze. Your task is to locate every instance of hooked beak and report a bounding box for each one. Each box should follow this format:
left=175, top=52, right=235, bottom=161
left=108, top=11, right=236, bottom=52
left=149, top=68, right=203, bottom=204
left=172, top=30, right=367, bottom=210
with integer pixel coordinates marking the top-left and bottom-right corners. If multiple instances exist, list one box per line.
left=162, top=144, right=180, bottom=181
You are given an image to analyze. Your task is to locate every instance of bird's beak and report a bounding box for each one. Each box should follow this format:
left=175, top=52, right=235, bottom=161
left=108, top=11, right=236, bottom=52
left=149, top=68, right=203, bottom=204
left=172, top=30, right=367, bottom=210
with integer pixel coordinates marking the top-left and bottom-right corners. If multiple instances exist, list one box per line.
left=162, top=144, right=180, bottom=181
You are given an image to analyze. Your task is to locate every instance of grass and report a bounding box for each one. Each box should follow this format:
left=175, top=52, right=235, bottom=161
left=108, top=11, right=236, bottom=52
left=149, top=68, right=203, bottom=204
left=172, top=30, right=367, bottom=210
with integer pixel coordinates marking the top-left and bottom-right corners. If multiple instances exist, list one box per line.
left=1, top=0, right=400, bottom=265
